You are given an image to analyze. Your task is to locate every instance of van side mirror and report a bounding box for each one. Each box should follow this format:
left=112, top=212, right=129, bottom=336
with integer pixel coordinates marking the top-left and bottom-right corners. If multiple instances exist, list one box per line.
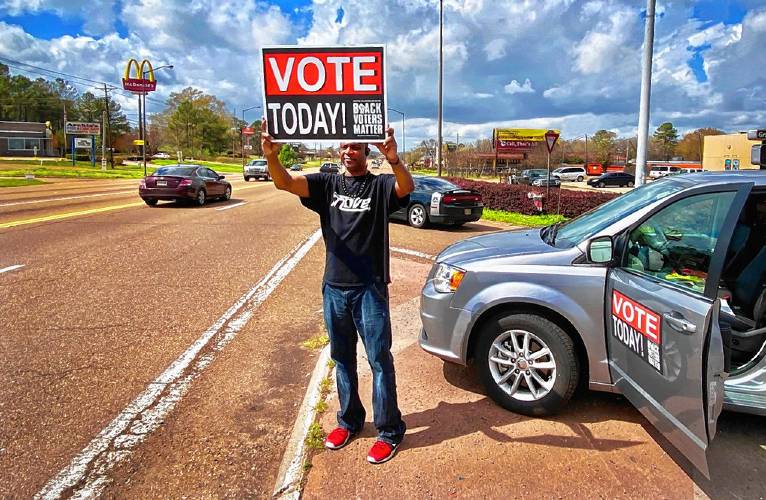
left=587, top=236, right=614, bottom=264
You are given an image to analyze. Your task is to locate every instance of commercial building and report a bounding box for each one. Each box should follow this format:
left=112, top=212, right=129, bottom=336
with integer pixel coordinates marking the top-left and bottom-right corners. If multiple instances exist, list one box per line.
left=0, top=121, right=55, bottom=157
left=703, top=132, right=760, bottom=171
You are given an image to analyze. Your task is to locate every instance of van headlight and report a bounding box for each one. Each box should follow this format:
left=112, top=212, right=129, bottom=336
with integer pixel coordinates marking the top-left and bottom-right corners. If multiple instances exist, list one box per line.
left=433, top=263, right=466, bottom=293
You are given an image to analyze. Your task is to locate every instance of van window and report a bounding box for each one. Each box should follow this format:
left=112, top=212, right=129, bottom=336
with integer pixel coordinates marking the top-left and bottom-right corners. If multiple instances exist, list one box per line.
left=623, top=191, right=737, bottom=295
left=553, top=178, right=687, bottom=248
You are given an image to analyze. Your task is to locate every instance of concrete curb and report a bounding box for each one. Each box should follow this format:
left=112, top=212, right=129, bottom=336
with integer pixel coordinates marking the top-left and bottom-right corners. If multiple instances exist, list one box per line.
left=272, top=344, right=333, bottom=499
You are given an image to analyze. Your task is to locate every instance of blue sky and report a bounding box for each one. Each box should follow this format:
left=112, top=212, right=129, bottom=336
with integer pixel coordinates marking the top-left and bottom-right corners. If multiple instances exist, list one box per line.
left=0, top=0, right=765, bottom=146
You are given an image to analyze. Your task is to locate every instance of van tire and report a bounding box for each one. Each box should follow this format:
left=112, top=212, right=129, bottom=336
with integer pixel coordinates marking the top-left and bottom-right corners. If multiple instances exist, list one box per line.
left=476, top=313, right=579, bottom=416
left=576, top=175, right=584, bottom=182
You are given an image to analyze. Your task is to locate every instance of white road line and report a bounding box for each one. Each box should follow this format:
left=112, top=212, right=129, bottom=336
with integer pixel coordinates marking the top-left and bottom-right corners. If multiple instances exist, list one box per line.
left=36, top=228, right=323, bottom=500
left=391, top=246, right=436, bottom=261
left=0, top=264, right=24, bottom=274
left=0, top=190, right=136, bottom=208
left=215, top=201, right=247, bottom=211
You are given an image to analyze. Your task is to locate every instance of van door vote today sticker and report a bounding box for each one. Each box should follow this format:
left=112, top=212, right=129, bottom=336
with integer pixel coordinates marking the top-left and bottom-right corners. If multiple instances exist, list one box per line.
left=261, top=46, right=387, bottom=142
left=611, top=290, right=663, bottom=374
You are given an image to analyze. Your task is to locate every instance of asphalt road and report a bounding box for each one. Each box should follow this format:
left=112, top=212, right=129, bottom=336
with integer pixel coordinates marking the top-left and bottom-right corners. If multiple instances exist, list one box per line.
left=0, top=176, right=504, bottom=497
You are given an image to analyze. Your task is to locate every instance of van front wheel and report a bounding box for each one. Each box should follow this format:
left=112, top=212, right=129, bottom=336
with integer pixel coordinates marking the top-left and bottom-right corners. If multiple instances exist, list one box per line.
left=476, top=313, right=579, bottom=416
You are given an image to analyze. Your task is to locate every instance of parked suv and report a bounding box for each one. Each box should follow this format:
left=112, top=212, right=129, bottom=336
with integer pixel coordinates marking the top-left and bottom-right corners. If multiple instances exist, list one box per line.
left=420, top=171, right=766, bottom=477
left=244, top=159, right=270, bottom=181
left=552, top=166, right=586, bottom=182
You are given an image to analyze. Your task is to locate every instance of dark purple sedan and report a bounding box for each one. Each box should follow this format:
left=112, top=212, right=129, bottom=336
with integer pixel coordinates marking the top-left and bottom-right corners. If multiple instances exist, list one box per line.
left=139, top=165, right=232, bottom=206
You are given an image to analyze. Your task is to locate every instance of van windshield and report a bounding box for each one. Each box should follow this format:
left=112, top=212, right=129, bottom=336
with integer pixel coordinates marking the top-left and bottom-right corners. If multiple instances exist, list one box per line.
left=550, top=178, right=687, bottom=248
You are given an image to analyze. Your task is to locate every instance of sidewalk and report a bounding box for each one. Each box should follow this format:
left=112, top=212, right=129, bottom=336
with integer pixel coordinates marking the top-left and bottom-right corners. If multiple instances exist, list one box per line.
left=300, top=257, right=701, bottom=499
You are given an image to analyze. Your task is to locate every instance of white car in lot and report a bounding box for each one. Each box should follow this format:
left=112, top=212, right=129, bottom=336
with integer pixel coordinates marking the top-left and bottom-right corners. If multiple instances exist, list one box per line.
left=152, top=152, right=171, bottom=159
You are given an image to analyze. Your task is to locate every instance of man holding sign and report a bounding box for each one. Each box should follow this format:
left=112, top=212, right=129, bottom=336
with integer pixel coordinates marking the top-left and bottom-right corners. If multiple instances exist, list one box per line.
left=261, top=118, right=414, bottom=464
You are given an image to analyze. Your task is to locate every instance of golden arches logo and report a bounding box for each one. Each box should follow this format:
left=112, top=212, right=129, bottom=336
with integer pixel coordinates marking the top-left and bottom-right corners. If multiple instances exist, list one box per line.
left=124, top=58, right=155, bottom=81
left=122, top=58, right=157, bottom=93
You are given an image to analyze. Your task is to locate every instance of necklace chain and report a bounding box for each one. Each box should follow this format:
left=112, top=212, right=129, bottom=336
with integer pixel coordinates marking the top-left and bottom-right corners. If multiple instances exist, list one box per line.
left=341, top=173, right=369, bottom=198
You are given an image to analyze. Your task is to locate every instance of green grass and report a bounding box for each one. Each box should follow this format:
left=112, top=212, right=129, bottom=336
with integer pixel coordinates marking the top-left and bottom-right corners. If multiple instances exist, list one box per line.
left=0, top=164, right=153, bottom=179
left=319, top=377, right=332, bottom=395
left=313, top=400, right=329, bottom=414
left=481, top=208, right=566, bottom=227
left=303, top=159, right=322, bottom=168
left=0, top=177, right=46, bottom=187
left=301, top=332, right=329, bottom=350
left=305, top=422, right=326, bottom=450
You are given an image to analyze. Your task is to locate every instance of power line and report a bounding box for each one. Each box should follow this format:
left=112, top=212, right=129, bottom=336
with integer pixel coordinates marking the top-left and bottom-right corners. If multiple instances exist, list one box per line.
left=0, top=55, right=114, bottom=87
left=0, top=56, right=167, bottom=106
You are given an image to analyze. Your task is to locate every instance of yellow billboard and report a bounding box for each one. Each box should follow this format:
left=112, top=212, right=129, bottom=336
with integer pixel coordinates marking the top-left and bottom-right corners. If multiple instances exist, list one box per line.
left=495, top=129, right=560, bottom=142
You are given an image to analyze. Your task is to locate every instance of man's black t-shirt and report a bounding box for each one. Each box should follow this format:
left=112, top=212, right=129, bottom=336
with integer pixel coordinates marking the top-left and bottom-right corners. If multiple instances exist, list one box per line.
left=300, top=172, right=409, bottom=286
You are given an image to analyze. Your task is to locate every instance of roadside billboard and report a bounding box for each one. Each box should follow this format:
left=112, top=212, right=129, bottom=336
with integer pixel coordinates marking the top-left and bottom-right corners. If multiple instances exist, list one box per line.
left=65, top=122, right=101, bottom=135
left=495, top=128, right=561, bottom=142
left=261, top=45, right=387, bottom=142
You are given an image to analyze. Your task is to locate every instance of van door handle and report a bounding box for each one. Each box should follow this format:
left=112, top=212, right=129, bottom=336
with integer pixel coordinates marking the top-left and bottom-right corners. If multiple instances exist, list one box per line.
left=663, top=311, right=697, bottom=334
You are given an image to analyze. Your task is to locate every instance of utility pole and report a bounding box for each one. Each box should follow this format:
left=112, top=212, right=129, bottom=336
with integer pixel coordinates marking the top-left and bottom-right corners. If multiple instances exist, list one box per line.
left=635, top=0, right=656, bottom=186
left=102, top=84, right=113, bottom=169
left=585, top=134, right=588, bottom=165
left=436, top=0, right=444, bottom=177
left=62, top=101, right=67, bottom=159
left=101, top=110, right=107, bottom=171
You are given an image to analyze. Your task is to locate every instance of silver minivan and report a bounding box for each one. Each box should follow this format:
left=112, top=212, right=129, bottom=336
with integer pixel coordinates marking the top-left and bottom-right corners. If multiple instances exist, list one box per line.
left=420, top=171, right=766, bottom=476
left=552, top=166, right=586, bottom=182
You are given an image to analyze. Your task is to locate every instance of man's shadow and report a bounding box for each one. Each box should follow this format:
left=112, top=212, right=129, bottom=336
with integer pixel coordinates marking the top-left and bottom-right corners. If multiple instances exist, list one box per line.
left=391, top=362, right=643, bottom=453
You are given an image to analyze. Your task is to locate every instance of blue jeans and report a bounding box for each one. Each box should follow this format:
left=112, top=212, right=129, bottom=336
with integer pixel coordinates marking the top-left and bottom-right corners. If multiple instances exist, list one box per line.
left=323, top=281, right=406, bottom=445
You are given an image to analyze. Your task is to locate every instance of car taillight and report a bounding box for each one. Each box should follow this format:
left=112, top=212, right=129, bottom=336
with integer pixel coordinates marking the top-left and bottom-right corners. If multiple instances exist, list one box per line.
left=139, top=179, right=146, bottom=188
left=178, top=179, right=193, bottom=187
left=443, top=194, right=480, bottom=204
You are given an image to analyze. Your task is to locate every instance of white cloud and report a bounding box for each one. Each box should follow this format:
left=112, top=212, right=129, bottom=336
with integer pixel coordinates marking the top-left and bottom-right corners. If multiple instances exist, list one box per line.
left=484, top=39, right=506, bottom=61
left=504, top=78, right=535, bottom=95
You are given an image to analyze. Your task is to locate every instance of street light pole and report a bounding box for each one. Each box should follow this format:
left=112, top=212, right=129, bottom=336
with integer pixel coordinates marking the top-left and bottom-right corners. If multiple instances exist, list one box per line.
left=241, top=105, right=261, bottom=169
left=436, top=0, right=444, bottom=176
left=388, top=107, right=405, bottom=163
left=635, top=0, right=656, bottom=186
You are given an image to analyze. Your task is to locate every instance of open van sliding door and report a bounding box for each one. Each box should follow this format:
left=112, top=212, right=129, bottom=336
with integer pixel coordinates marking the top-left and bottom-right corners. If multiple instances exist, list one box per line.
left=605, top=184, right=751, bottom=477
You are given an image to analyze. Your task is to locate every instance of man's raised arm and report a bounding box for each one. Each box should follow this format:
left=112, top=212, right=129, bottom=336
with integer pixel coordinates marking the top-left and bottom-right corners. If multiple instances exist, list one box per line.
left=261, top=120, right=309, bottom=198
left=375, top=126, right=414, bottom=198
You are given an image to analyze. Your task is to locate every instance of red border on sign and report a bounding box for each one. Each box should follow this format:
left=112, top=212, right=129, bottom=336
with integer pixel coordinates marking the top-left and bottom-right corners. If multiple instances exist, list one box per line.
left=263, top=51, right=383, bottom=96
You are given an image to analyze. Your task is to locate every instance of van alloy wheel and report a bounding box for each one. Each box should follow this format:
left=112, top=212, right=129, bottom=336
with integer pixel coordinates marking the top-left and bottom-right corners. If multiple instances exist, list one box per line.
left=477, top=313, right=578, bottom=416
left=488, top=329, right=557, bottom=402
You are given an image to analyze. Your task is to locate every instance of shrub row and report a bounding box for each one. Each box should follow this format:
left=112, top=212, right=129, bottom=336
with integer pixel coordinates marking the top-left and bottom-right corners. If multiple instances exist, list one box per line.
left=447, top=178, right=618, bottom=218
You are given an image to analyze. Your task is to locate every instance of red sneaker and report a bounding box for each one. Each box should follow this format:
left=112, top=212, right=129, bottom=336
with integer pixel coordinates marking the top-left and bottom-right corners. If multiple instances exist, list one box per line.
left=366, top=440, right=399, bottom=464
left=324, top=427, right=353, bottom=450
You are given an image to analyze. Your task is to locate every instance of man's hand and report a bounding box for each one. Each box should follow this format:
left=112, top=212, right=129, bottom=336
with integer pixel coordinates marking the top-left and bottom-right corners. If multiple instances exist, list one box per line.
left=374, top=126, right=400, bottom=165
left=261, top=119, right=279, bottom=158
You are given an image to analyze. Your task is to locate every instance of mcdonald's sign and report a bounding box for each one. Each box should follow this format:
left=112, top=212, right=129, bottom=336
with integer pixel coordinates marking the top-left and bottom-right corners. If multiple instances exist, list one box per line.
left=122, top=58, right=157, bottom=93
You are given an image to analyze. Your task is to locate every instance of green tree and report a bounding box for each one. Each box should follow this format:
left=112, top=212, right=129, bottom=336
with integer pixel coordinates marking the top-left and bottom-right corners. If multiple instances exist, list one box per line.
left=159, top=87, right=233, bottom=157
left=653, top=122, right=679, bottom=160
left=278, top=144, right=298, bottom=166
left=591, top=129, right=617, bottom=164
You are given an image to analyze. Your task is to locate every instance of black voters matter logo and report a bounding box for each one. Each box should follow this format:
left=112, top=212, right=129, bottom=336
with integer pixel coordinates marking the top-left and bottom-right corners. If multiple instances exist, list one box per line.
left=261, top=45, right=387, bottom=142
